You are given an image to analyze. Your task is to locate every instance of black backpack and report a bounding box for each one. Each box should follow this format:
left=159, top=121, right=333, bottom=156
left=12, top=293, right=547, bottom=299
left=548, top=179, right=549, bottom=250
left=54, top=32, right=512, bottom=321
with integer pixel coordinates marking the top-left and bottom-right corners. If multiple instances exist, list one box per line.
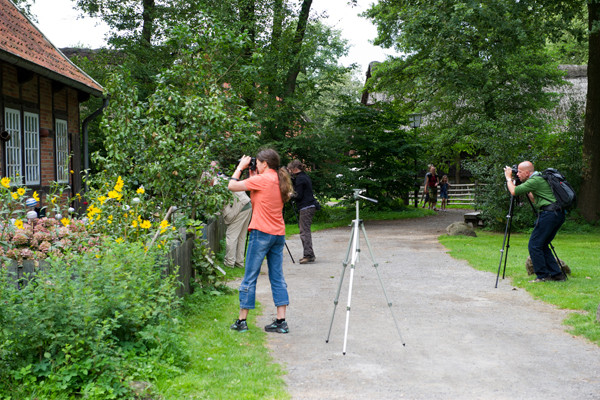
left=541, top=168, right=576, bottom=210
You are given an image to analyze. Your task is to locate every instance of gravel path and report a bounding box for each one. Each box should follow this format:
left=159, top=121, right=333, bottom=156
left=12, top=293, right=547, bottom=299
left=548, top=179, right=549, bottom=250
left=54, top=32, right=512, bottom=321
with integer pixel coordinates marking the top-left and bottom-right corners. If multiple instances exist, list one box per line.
left=251, top=208, right=600, bottom=400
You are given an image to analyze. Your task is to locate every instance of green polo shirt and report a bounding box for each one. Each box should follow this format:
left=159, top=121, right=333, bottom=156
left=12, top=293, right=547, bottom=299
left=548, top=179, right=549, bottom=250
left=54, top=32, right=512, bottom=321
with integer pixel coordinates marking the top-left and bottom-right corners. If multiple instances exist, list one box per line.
left=513, top=171, right=556, bottom=208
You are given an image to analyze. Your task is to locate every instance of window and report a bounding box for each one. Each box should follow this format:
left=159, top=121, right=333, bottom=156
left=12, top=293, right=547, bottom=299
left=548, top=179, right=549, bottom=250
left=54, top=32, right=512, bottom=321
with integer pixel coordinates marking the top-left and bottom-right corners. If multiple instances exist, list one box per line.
left=55, top=119, right=69, bottom=183
left=24, top=112, right=40, bottom=185
left=4, top=108, right=21, bottom=183
left=3, top=108, right=40, bottom=185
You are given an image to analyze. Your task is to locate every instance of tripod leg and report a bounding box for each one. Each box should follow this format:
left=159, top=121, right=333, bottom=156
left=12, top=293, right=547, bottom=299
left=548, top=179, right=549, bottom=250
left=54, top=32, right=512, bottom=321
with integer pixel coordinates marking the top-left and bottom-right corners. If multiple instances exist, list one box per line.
left=326, top=220, right=357, bottom=344
left=495, top=195, right=515, bottom=288
left=549, top=242, right=568, bottom=280
left=501, top=210, right=514, bottom=280
left=342, top=220, right=361, bottom=355
left=285, top=242, right=295, bottom=263
left=360, top=222, right=406, bottom=346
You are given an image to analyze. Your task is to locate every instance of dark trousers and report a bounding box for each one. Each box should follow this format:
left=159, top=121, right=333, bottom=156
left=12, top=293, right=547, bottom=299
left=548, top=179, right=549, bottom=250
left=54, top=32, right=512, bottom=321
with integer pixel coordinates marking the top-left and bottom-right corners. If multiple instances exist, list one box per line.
left=529, top=210, right=565, bottom=279
left=299, top=206, right=316, bottom=258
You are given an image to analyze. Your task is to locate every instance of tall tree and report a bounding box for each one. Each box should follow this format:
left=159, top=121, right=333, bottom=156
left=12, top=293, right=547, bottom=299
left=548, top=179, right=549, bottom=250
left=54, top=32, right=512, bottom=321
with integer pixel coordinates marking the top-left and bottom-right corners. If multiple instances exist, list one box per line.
left=284, top=0, right=312, bottom=97
left=365, top=0, right=567, bottom=224
left=366, top=0, right=600, bottom=222
left=581, top=2, right=600, bottom=221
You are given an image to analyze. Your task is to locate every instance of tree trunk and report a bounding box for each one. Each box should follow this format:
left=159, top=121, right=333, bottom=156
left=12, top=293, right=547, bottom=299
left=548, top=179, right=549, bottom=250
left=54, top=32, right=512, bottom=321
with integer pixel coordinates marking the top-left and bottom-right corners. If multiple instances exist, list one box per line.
left=284, top=0, right=313, bottom=97
left=141, top=0, right=155, bottom=46
left=239, top=0, right=256, bottom=49
left=270, top=0, right=283, bottom=53
left=579, top=3, right=600, bottom=222
left=454, top=153, right=461, bottom=184
left=239, top=0, right=256, bottom=108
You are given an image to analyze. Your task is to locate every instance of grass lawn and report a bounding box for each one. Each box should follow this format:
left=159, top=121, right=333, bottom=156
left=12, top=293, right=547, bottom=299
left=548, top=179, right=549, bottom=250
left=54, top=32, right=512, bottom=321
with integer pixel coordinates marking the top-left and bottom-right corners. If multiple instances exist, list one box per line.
left=439, top=229, right=600, bottom=345
left=154, top=276, right=290, bottom=400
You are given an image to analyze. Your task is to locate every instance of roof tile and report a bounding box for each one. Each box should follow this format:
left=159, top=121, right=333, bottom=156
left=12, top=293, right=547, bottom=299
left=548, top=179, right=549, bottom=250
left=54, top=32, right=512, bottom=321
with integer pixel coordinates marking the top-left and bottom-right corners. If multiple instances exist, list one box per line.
left=0, top=0, right=103, bottom=95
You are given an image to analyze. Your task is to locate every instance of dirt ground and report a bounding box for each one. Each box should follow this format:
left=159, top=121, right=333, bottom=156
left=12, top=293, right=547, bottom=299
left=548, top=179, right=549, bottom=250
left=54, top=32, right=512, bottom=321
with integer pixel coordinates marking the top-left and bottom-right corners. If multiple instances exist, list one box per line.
left=249, top=208, right=600, bottom=400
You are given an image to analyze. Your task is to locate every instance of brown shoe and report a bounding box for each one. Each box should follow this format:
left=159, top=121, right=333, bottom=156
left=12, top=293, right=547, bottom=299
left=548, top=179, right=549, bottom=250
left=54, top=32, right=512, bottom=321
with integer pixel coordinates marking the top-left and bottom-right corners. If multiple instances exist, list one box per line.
left=299, top=256, right=316, bottom=264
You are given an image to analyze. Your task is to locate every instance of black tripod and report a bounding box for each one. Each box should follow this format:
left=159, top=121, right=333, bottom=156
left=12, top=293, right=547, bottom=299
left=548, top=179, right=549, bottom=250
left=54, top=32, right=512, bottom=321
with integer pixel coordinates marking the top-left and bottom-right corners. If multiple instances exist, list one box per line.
left=495, top=193, right=565, bottom=288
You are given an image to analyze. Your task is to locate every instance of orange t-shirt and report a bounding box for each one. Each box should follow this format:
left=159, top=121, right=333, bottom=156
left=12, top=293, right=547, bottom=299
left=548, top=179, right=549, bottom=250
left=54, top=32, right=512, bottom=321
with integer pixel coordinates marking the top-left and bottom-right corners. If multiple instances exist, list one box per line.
left=245, top=169, right=285, bottom=236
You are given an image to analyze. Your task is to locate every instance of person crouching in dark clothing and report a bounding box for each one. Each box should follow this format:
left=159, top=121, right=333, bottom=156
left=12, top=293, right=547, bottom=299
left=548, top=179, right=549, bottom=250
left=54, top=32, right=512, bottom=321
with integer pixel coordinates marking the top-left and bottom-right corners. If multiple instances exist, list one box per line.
left=288, top=160, right=319, bottom=264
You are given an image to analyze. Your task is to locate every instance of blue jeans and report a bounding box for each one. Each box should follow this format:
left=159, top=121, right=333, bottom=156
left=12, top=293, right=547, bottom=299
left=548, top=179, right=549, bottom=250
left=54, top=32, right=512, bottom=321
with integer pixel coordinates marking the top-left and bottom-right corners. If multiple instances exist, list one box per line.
left=529, top=210, right=565, bottom=279
left=239, top=230, right=289, bottom=310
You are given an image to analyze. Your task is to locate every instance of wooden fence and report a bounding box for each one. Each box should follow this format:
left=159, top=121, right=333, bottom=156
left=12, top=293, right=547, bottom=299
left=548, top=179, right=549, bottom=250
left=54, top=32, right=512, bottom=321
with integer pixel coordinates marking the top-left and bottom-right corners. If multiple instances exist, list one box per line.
left=409, top=183, right=479, bottom=206
left=167, top=216, right=227, bottom=296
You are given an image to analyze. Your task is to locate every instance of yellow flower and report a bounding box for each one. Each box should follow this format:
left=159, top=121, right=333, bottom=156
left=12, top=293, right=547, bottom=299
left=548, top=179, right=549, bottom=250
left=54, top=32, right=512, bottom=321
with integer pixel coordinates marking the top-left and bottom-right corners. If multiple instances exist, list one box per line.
left=11, top=192, right=18, bottom=200
left=76, top=193, right=82, bottom=200
left=96, top=254, right=101, bottom=259
left=98, top=195, right=107, bottom=205
left=115, top=237, right=124, bottom=244
left=141, top=220, right=151, bottom=229
left=1, top=177, right=10, bottom=188
left=17, top=188, right=25, bottom=196
left=114, top=176, right=124, bottom=192
left=160, top=220, right=170, bottom=233
left=51, top=196, right=57, bottom=204
left=70, top=170, right=74, bottom=174
left=132, top=220, right=138, bottom=228
left=60, top=217, right=70, bottom=227
left=136, top=187, right=145, bottom=194
left=14, top=220, right=24, bottom=229
left=107, top=215, right=113, bottom=224
left=33, top=191, right=40, bottom=202
left=87, top=205, right=101, bottom=219
left=108, top=190, right=120, bottom=199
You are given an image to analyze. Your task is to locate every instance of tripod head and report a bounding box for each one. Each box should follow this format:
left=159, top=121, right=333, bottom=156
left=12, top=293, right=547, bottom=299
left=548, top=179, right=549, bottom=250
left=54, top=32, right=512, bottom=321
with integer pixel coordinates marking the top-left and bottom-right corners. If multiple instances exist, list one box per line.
left=352, top=189, right=378, bottom=204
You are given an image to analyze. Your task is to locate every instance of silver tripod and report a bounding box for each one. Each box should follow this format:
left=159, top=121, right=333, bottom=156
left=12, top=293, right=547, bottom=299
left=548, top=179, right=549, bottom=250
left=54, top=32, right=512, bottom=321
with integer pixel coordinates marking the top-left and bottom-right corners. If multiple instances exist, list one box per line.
left=325, top=189, right=406, bottom=354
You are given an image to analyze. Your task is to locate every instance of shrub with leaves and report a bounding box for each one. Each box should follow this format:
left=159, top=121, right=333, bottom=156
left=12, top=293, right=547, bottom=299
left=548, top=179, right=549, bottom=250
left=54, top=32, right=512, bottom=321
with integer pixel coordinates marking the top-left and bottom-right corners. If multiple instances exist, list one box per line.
left=95, top=24, right=258, bottom=222
left=0, top=241, right=186, bottom=398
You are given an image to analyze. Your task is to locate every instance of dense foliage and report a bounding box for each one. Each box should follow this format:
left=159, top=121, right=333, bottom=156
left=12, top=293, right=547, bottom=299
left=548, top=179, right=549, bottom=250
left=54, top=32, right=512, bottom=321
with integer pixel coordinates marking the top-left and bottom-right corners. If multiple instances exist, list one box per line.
left=95, top=24, right=257, bottom=220
left=334, top=102, right=418, bottom=208
left=0, top=243, right=185, bottom=398
left=364, top=0, right=585, bottom=226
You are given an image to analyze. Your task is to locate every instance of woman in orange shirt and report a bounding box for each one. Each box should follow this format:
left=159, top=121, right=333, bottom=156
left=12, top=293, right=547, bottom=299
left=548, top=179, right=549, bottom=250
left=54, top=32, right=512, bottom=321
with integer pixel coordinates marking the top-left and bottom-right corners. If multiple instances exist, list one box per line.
left=227, top=149, right=293, bottom=333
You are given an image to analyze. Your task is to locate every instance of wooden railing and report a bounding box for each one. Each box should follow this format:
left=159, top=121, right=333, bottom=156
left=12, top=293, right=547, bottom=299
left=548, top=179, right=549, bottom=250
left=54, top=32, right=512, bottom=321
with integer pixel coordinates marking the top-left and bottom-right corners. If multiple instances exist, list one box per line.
left=409, top=183, right=478, bottom=206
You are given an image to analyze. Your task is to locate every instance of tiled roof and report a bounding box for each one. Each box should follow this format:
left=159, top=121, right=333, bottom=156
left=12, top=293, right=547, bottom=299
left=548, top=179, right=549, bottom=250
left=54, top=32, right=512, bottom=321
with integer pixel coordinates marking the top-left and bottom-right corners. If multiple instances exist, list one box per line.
left=0, top=0, right=103, bottom=96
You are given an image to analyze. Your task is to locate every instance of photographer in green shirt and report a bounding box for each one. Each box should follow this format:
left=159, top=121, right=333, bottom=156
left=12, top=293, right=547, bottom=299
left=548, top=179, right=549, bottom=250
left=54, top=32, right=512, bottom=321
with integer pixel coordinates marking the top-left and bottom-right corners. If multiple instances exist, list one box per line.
left=504, top=161, right=566, bottom=283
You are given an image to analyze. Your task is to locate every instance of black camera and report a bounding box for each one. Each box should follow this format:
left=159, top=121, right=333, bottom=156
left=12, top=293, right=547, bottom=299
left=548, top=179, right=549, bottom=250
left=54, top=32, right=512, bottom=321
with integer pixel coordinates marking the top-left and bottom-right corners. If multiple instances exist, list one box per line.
left=511, top=165, right=521, bottom=185
left=249, top=157, right=257, bottom=171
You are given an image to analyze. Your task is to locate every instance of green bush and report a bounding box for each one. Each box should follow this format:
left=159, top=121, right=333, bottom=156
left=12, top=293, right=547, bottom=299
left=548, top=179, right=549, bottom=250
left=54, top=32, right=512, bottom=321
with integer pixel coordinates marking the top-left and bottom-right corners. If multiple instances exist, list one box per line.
left=0, top=241, right=187, bottom=399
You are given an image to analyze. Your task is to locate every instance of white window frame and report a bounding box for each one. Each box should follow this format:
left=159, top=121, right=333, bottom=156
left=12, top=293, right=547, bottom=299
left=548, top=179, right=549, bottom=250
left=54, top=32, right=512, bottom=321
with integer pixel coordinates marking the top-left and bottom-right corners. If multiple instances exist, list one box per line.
left=24, top=111, right=40, bottom=185
left=4, top=108, right=23, bottom=185
left=55, top=119, right=69, bottom=184
left=3, top=108, right=40, bottom=186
